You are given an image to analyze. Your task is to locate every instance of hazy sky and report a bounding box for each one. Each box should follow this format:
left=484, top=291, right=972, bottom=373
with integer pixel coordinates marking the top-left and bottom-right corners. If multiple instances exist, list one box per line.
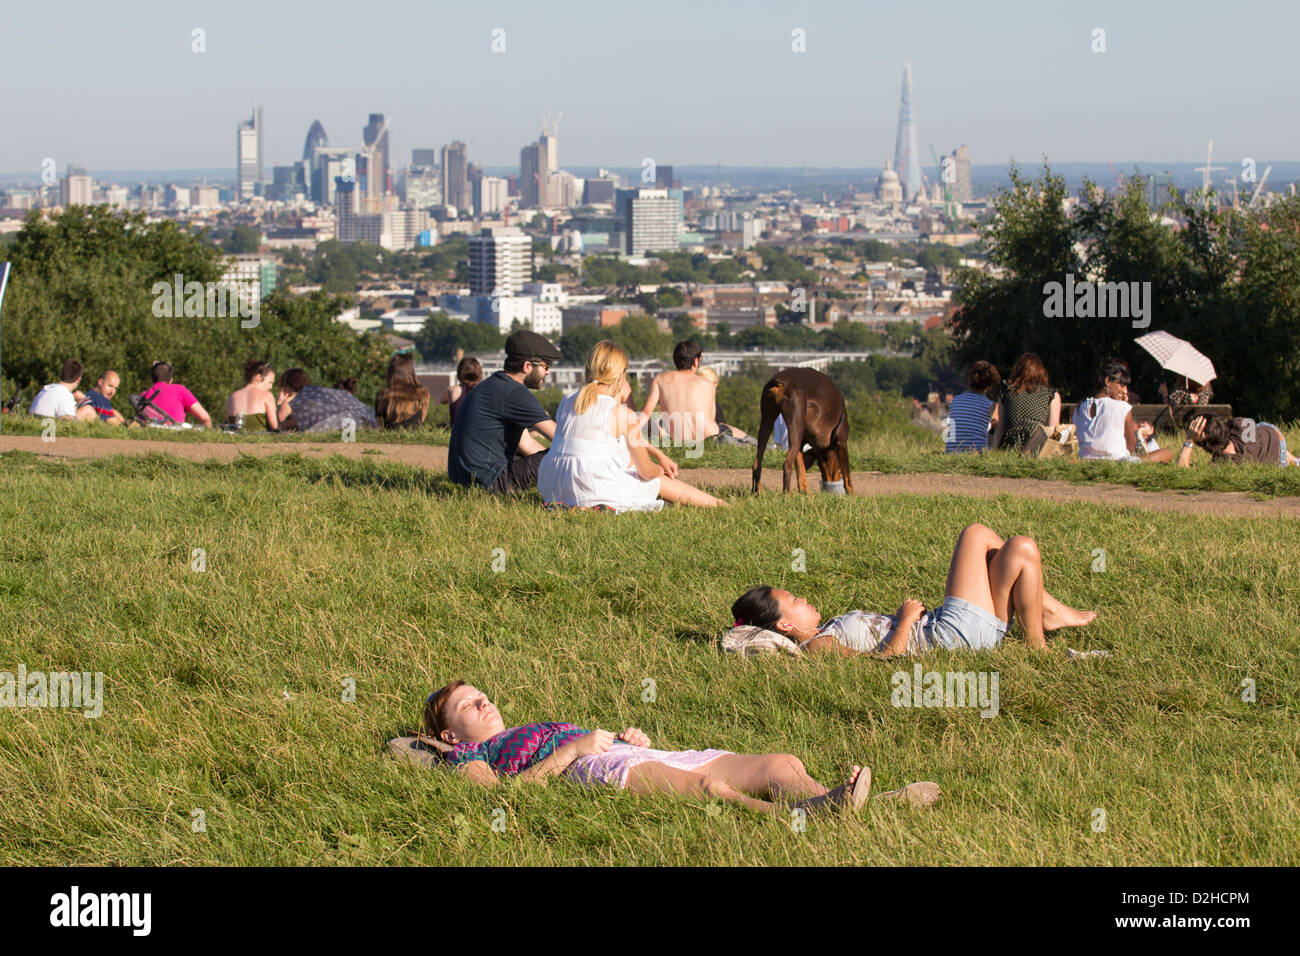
left=2, top=0, right=1296, bottom=175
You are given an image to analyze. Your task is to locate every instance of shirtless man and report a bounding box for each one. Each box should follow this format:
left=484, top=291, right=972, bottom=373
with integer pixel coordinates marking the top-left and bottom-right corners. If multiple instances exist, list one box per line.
left=639, top=340, right=718, bottom=453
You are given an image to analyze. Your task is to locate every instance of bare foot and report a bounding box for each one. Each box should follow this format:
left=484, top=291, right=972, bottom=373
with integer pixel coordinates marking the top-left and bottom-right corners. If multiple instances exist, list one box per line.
left=1043, top=605, right=1097, bottom=630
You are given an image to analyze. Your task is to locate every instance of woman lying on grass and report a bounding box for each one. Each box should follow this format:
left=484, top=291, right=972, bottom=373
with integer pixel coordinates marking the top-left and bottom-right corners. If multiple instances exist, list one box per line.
left=400, top=680, right=941, bottom=813
left=731, top=524, right=1096, bottom=657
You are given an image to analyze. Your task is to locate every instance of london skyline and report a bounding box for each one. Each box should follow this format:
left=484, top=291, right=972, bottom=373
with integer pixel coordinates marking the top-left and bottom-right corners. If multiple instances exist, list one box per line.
left=2, top=0, right=1297, bottom=176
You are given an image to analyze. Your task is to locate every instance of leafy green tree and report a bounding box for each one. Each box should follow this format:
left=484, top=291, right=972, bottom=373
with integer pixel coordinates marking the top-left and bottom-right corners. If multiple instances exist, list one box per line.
left=950, top=162, right=1298, bottom=413
left=413, top=313, right=504, bottom=362
left=226, top=224, right=262, bottom=254
left=0, top=206, right=388, bottom=413
left=558, top=323, right=606, bottom=364
left=657, top=286, right=685, bottom=308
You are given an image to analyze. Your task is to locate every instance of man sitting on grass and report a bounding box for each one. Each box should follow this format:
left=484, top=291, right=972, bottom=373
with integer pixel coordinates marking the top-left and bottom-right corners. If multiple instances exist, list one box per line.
left=275, top=368, right=376, bottom=433
left=139, top=361, right=213, bottom=428
left=76, top=370, right=127, bottom=426
left=447, top=330, right=561, bottom=494
left=639, top=340, right=753, bottom=447
left=28, top=359, right=87, bottom=421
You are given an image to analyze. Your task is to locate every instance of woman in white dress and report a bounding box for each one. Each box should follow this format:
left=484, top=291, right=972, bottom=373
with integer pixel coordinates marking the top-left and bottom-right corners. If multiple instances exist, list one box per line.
left=539, top=341, right=725, bottom=511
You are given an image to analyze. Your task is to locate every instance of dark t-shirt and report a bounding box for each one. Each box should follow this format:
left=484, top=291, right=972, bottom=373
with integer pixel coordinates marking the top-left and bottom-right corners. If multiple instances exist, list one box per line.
left=79, top=388, right=115, bottom=420
left=448, top=371, right=549, bottom=487
left=1217, top=419, right=1283, bottom=466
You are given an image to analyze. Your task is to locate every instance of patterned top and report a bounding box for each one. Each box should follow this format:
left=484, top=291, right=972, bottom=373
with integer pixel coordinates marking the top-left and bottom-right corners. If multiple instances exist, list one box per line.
left=1168, top=382, right=1213, bottom=406
left=998, top=384, right=1057, bottom=452
left=445, top=722, right=589, bottom=776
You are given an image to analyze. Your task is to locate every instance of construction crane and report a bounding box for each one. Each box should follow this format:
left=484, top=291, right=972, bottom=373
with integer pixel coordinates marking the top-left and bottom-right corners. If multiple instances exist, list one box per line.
left=1193, top=139, right=1224, bottom=209
left=1249, top=166, right=1272, bottom=207
left=1225, top=175, right=1239, bottom=211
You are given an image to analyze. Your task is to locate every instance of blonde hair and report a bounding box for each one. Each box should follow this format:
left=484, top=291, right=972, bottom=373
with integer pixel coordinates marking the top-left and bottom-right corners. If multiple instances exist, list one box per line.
left=575, top=341, right=628, bottom=415
left=696, top=366, right=719, bottom=384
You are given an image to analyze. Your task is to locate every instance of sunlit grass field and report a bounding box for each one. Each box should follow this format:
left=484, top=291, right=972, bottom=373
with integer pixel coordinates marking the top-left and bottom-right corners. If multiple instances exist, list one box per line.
left=0, top=451, right=1295, bottom=865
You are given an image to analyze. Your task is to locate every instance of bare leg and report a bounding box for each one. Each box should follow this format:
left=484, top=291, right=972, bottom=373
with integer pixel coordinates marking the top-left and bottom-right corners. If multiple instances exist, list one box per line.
left=624, top=761, right=777, bottom=814
left=944, top=524, right=1094, bottom=633
left=656, top=475, right=726, bottom=508
left=696, top=753, right=828, bottom=802
left=987, top=536, right=1047, bottom=650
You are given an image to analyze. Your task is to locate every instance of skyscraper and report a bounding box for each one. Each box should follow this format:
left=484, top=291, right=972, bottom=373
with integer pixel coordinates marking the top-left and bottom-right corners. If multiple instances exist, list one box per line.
left=892, top=63, right=921, bottom=202
left=302, top=120, right=328, bottom=162
left=363, top=113, right=391, bottom=203
left=237, top=106, right=263, bottom=200
left=616, top=188, right=681, bottom=255
left=949, top=145, right=972, bottom=203
left=469, top=227, right=532, bottom=296
left=442, top=141, right=468, bottom=211
left=519, top=141, right=544, bottom=208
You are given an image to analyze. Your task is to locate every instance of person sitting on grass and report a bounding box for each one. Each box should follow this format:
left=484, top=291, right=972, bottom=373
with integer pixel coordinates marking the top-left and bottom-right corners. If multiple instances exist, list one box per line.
left=945, top=361, right=1001, bottom=453
left=276, top=368, right=377, bottom=433
left=29, top=359, right=87, bottom=421
left=538, top=341, right=725, bottom=511
left=1176, top=414, right=1299, bottom=468
left=440, top=356, right=482, bottom=427
left=76, top=369, right=127, bottom=426
left=139, top=361, right=213, bottom=428
left=730, top=524, right=1097, bottom=657
left=1073, top=360, right=1171, bottom=463
left=224, top=360, right=280, bottom=431
left=639, top=339, right=725, bottom=446
left=694, top=366, right=756, bottom=445
left=375, top=352, right=430, bottom=430
left=992, top=353, right=1060, bottom=452
left=395, top=680, right=942, bottom=813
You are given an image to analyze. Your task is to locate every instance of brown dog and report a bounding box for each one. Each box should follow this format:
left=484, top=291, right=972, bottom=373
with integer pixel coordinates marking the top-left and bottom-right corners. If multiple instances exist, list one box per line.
left=752, top=367, right=853, bottom=494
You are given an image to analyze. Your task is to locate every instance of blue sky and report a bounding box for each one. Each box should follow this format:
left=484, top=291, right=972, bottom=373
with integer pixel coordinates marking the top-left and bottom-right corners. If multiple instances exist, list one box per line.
left=2, top=0, right=1296, bottom=174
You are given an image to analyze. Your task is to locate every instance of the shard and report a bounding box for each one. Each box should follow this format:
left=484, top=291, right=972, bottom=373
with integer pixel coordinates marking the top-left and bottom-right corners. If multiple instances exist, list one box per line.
left=893, top=62, right=922, bottom=202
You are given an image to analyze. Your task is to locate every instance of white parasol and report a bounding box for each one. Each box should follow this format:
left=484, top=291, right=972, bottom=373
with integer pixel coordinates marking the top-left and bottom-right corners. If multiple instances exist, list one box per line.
left=1134, top=331, right=1217, bottom=385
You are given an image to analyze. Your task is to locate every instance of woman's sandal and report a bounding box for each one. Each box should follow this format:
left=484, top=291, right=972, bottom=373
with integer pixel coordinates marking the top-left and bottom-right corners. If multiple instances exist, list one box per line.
left=877, top=781, right=942, bottom=807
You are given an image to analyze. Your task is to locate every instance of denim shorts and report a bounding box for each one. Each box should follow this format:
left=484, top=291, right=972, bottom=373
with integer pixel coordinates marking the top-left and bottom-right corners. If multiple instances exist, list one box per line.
left=1258, top=423, right=1292, bottom=466
left=926, top=596, right=1009, bottom=651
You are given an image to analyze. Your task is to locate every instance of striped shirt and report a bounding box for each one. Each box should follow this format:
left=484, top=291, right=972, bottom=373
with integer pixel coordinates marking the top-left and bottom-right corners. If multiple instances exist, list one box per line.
left=945, top=391, right=995, bottom=453
left=445, top=722, right=588, bottom=776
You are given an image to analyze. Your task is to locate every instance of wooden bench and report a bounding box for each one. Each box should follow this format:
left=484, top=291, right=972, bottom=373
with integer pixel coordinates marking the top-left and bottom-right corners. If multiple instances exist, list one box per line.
left=1062, top=403, right=1233, bottom=430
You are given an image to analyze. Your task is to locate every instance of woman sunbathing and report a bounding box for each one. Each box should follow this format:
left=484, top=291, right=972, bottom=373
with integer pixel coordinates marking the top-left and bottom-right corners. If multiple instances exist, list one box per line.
left=392, top=680, right=941, bottom=813
left=731, top=524, right=1096, bottom=657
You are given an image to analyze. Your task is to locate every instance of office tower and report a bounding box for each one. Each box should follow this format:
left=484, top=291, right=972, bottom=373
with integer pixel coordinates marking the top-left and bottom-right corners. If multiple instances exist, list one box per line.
left=442, top=141, right=468, bottom=211
left=616, top=187, right=681, bottom=255
left=654, top=164, right=675, bottom=189
left=519, top=141, right=544, bottom=207
left=583, top=171, right=618, bottom=205
left=363, top=113, right=391, bottom=202
left=312, top=147, right=354, bottom=204
left=302, top=120, right=328, bottom=162
left=412, top=148, right=437, bottom=168
left=468, top=227, right=532, bottom=296
left=401, top=166, right=441, bottom=210
left=237, top=106, right=263, bottom=200
left=951, top=141, right=972, bottom=200
left=540, top=132, right=557, bottom=175
left=474, top=176, right=508, bottom=217
left=548, top=170, right=578, bottom=209
left=892, top=63, right=921, bottom=202
left=59, top=166, right=93, bottom=206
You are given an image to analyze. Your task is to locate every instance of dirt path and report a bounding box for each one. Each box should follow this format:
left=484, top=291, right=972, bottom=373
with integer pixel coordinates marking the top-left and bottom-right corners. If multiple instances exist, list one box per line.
left=3, top=434, right=1298, bottom=518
